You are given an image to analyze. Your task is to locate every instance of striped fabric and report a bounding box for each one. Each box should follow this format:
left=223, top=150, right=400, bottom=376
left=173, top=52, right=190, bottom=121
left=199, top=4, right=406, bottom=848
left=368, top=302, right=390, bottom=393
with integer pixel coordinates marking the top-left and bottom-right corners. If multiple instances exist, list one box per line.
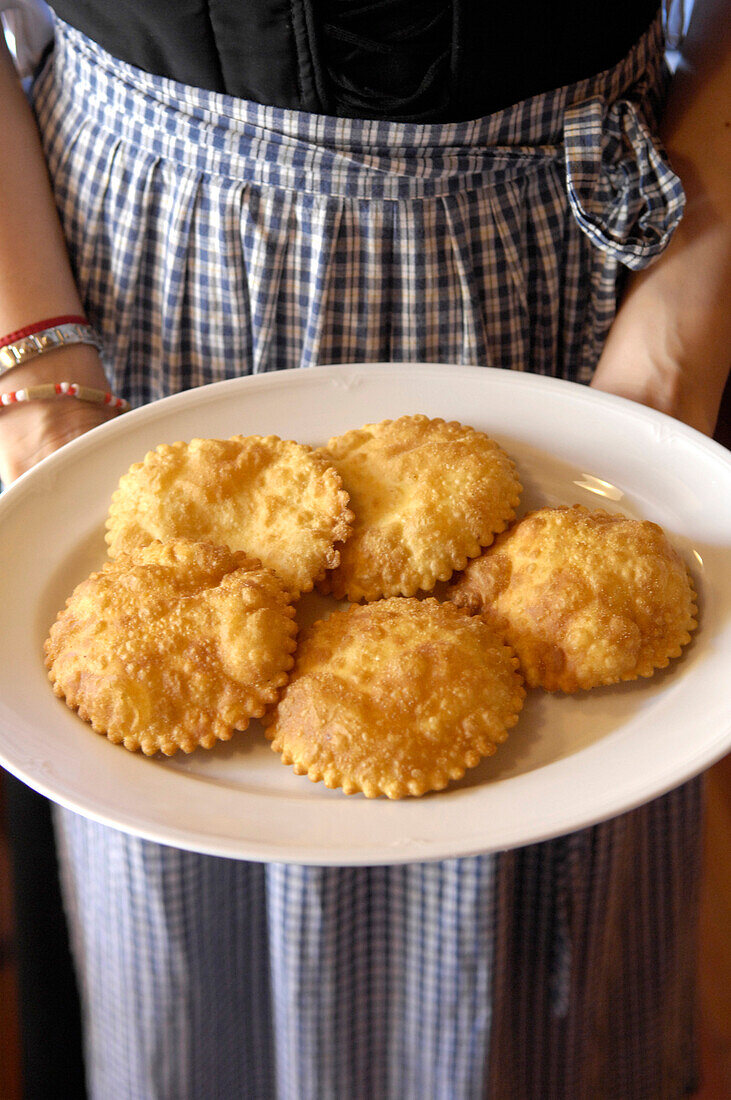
left=35, top=13, right=701, bottom=1099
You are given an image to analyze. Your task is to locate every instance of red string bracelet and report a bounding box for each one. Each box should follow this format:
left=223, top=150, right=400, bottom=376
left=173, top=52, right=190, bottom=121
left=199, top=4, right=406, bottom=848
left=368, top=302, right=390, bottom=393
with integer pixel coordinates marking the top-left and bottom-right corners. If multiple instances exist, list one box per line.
left=0, top=315, right=90, bottom=349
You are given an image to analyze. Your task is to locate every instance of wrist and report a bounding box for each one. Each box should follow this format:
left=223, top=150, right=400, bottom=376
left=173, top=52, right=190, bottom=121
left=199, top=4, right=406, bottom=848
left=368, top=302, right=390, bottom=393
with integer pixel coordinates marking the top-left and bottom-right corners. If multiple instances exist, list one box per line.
left=591, top=356, right=716, bottom=435
left=592, top=320, right=726, bottom=436
left=0, top=393, right=116, bottom=484
left=0, top=342, right=110, bottom=392
left=593, top=232, right=731, bottom=436
left=0, top=345, right=119, bottom=483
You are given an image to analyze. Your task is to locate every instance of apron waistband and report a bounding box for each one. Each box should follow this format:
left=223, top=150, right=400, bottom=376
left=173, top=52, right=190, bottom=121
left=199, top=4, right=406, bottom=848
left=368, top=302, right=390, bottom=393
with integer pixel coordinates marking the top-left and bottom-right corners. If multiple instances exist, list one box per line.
left=43, top=13, right=683, bottom=268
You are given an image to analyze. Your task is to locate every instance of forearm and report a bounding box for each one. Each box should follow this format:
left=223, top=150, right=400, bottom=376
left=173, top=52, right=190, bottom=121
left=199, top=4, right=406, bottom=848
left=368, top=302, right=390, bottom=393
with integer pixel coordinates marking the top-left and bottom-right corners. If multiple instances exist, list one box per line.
left=0, top=32, right=89, bottom=328
left=592, top=0, right=731, bottom=435
left=0, top=34, right=113, bottom=481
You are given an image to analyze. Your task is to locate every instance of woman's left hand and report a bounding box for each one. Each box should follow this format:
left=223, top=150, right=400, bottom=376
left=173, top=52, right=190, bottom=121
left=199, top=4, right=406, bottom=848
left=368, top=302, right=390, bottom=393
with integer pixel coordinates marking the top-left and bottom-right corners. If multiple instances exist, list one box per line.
left=591, top=0, right=731, bottom=439
left=590, top=240, right=729, bottom=438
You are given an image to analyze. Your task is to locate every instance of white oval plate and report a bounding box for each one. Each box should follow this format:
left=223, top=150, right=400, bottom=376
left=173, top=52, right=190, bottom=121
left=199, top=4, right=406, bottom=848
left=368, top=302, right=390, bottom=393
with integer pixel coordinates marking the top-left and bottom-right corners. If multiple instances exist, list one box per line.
left=1, top=364, right=729, bottom=864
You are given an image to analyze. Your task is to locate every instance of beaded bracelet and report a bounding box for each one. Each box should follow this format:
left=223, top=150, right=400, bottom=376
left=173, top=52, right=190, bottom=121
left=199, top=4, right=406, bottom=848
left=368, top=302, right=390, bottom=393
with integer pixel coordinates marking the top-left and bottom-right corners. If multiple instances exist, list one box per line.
left=0, top=381, right=129, bottom=413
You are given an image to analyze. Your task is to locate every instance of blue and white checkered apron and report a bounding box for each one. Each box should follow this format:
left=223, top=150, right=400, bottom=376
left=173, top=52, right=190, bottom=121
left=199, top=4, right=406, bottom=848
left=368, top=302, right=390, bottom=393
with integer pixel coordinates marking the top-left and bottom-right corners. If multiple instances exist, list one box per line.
left=34, top=13, right=702, bottom=1099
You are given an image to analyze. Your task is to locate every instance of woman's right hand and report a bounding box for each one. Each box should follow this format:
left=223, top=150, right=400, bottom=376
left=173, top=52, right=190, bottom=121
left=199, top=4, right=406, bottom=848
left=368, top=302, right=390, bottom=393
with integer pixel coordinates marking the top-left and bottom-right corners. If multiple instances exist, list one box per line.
left=0, top=343, right=120, bottom=484
left=0, top=397, right=116, bottom=484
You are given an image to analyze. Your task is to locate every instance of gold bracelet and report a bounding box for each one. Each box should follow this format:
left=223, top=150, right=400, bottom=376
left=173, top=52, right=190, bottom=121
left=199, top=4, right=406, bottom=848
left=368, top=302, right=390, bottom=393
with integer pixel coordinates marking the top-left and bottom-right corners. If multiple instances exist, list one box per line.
left=0, top=322, right=103, bottom=377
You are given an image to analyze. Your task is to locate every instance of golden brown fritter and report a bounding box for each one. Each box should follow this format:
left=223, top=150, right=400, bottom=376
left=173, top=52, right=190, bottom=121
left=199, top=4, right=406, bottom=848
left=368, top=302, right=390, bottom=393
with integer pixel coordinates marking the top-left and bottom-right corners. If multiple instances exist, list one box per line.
left=448, top=505, right=698, bottom=692
left=105, top=435, right=353, bottom=597
left=265, top=597, right=525, bottom=798
left=316, top=415, right=522, bottom=602
left=45, top=539, right=298, bottom=754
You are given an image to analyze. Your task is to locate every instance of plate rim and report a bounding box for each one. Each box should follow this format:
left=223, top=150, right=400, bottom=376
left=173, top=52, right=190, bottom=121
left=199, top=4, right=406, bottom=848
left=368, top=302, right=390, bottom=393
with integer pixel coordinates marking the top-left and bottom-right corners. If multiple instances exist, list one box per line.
left=1, top=362, right=729, bottom=864
left=8, top=363, right=731, bottom=487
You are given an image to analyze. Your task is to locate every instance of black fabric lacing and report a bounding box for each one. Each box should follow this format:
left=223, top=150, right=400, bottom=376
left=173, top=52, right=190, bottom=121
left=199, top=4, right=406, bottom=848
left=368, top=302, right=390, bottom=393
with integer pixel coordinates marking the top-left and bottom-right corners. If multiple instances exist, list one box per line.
left=316, top=0, right=456, bottom=121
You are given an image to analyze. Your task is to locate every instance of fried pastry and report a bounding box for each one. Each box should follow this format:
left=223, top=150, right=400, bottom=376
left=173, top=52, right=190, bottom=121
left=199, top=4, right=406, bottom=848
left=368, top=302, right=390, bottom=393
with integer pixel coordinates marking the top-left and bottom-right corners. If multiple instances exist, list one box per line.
left=265, top=597, right=525, bottom=798
left=316, top=414, right=522, bottom=601
left=45, top=539, right=298, bottom=755
left=448, top=505, right=698, bottom=692
left=105, top=435, right=353, bottom=597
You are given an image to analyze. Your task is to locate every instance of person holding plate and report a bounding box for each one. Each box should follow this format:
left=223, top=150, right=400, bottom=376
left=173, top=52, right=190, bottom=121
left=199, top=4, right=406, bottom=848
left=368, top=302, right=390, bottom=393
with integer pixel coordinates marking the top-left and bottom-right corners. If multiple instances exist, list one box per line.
left=0, top=0, right=729, bottom=1096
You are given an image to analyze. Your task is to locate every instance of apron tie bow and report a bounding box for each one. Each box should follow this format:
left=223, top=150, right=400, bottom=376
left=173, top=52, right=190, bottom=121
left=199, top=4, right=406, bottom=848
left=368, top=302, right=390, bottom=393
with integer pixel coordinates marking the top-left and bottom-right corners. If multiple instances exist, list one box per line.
left=564, top=95, right=685, bottom=270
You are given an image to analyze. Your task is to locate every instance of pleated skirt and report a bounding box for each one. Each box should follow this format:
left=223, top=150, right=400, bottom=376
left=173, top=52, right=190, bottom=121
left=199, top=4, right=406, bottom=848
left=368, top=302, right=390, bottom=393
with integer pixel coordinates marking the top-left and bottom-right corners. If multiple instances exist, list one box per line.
left=34, top=14, right=702, bottom=1099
